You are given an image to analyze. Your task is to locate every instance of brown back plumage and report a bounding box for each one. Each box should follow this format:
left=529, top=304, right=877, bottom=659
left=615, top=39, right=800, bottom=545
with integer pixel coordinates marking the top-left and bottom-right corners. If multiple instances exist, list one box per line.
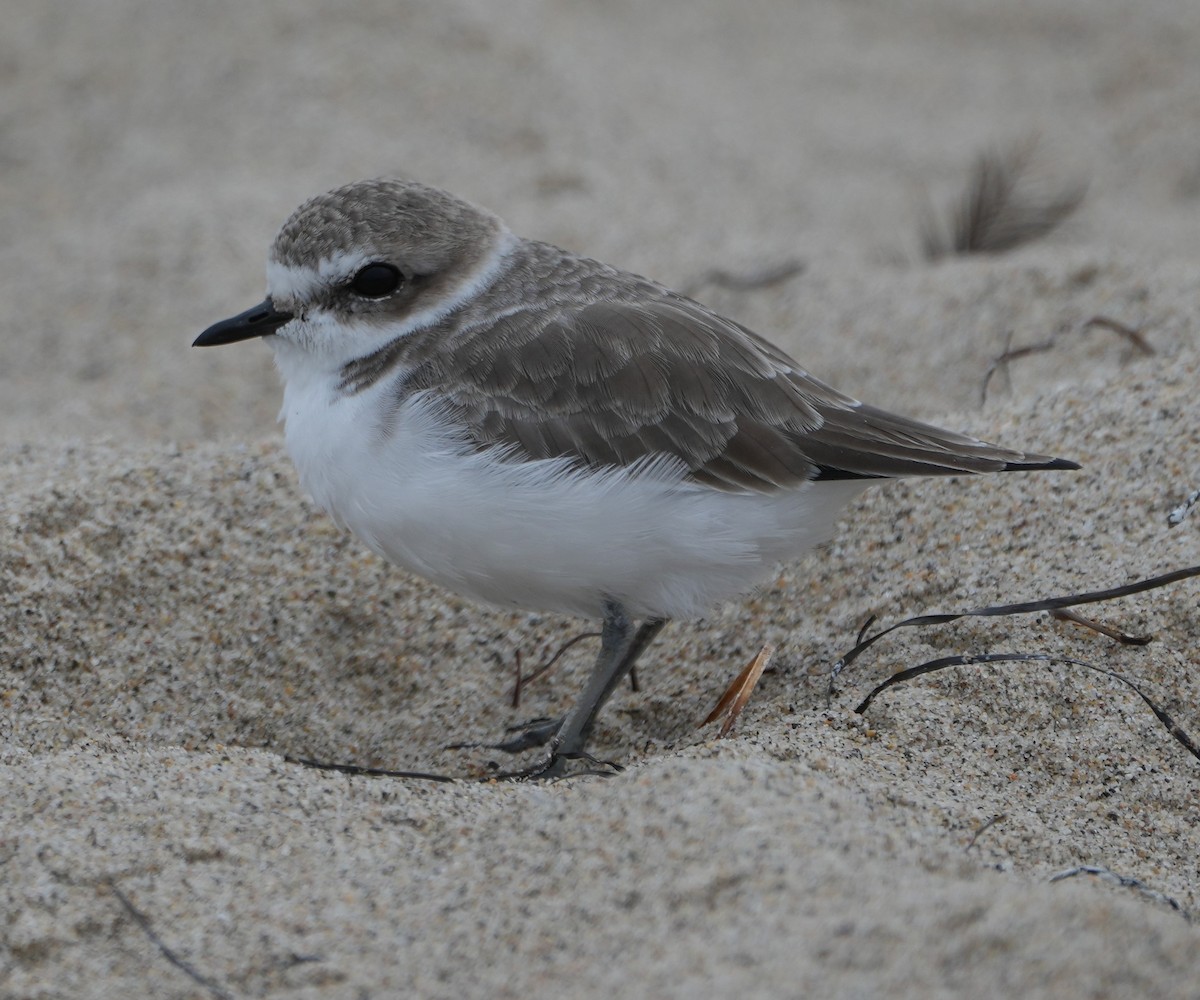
left=337, top=235, right=1075, bottom=494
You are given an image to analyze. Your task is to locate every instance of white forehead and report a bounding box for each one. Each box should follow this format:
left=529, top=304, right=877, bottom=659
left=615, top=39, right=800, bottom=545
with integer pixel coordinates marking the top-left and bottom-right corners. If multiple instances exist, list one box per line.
left=266, top=249, right=372, bottom=303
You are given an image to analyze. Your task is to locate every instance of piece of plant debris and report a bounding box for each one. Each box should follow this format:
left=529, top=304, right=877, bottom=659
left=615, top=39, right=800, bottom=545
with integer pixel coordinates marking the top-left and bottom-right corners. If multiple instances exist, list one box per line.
left=1050, top=606, right=1151, bottom=645
left=500, top=630, right=602, bottom=708
left=1168, top=487, right=1199, bottom=527
left=853, top=651, right=1199, bottom=765
left=286, top=755, right=458, bottom=782
left=922, top=136, right=1086, bottom=259
left=702, top=643, right=775, bottom=738
left=831, top=565, right=1200, bottom=765
left=681, top=258, right=806, bottom=298
left=964, top=813, right=1007, bottom=852
left=1049, top=866, right=1193, bottom=923
left=980, top=315, right=1154, bottom=403
left=109, top=879, right=236, bottom=1000
left=831, top=565, right=1200, bottom=683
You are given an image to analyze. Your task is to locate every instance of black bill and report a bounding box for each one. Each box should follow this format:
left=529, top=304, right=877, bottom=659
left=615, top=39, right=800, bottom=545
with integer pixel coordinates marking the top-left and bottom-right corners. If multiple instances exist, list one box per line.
left=194, top=299, right=294, bottom=347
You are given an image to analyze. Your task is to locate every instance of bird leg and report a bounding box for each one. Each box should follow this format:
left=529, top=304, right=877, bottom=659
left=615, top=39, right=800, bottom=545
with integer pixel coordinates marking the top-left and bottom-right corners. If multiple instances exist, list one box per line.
left=550, top=604, right=665, bottom=762
left=482, top=602, right=666, bottom=778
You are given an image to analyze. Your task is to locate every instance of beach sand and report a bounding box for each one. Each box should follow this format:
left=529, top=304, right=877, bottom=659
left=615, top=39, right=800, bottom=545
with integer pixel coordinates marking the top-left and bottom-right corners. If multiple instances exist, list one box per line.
left=3, top=2, right=1199, bottom=996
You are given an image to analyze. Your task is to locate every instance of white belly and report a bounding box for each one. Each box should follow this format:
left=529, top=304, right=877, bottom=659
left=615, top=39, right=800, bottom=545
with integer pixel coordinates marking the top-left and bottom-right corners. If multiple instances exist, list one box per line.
left=277, top=362, right=866, bottom=621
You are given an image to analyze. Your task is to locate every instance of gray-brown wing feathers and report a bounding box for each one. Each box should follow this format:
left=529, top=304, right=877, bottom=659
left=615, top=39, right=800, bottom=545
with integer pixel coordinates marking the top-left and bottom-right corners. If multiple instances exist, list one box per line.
left=403, top=296, right=1070, bottom=493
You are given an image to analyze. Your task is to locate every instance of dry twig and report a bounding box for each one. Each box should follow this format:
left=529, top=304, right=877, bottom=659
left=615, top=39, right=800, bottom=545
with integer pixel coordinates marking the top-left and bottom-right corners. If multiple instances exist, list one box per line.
left=980, top=315, right=1154, bottom=403
left=831, top=565, right=1200, bottom=764
left=964, top=814, right=1007, bottom=852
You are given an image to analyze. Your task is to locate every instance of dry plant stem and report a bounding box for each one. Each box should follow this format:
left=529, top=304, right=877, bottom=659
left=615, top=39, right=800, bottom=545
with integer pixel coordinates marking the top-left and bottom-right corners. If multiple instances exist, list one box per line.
left=701, top=643, right=775, bottom=737
left=1082, top=315, right=1155, bottom=355
left=681, top=259, right=805, bottom=297
left=830, top=564, right=1200, bottom=685
left=831, top=565, right=1200, bottom=765
left=853, top=651, right=1200, bottom=765
left=1049, top=607, right=1151, bottom=645
left=108, top=880, right=235, bottom=1000
left=922, top=135, right=1086, bottom=259
left=1049, top=866, right=1193, bottom=923
left=964, top=813, right=1007, bottom=852
left=510, top=631, right=602, bottom=707
left=286, top=755, right=457, bottom=782
left=980, top=314, right=1153, bottom=403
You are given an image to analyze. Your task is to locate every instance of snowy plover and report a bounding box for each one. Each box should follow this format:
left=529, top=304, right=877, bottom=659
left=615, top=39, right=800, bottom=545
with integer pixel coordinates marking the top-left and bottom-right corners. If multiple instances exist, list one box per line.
left=196, top=178, right=1077, bottom=776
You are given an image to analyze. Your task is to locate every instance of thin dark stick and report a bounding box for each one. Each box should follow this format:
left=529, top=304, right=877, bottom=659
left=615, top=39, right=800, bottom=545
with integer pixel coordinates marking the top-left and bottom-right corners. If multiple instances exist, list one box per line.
left=981, top=314, right=1152, bottom=403
left=510, top=647, right=524, bottom=709
left=1049, top=866, right=1192, bottom=922
left=523, top=631, right=601, bottom=686
left=1082, top=316, right=1155, bottom=355
left=964, top=813, right=1007, bottom=852
left=285, top=755, right=457, bottom=782
left=509, top=631, right=602, bottom=708
left=831, top=565, right=1200, bottom=683
left=681, top=259, right=805, bottom=297
left=851, top=651, right=1200, bottom=765
left=108, top=880, right=234, bottom=1000
left=855, top=614, right=878, bottom=647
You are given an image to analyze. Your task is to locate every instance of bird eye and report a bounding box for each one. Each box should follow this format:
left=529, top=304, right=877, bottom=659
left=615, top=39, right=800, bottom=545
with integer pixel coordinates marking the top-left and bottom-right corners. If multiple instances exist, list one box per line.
left=349, top=263, right=402, bottom=298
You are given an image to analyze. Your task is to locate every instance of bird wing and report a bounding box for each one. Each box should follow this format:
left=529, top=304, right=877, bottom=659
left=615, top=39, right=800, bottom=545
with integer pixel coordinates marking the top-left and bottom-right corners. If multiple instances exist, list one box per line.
left=399, top=294, right=1071, bottom=493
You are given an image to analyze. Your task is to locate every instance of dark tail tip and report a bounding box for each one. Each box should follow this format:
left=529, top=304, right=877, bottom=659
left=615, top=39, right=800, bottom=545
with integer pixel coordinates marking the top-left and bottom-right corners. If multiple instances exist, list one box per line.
left=1003, top=456, right=1081, bottom=472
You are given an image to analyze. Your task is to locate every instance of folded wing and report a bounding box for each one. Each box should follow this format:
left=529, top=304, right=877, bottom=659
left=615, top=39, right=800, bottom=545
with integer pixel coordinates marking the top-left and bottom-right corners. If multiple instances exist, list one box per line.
left=403, top=294, right=1076, bottom=492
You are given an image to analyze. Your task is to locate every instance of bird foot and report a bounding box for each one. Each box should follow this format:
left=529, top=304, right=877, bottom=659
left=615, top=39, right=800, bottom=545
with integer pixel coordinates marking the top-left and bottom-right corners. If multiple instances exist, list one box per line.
left=482, top=749, right=625, bottom=782
left=446, top=716, right=563, bottom=754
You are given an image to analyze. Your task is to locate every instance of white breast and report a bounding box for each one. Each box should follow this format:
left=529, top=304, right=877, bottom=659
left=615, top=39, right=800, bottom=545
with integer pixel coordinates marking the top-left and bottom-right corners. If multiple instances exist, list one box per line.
left=273, top=344, right=866, bottom=620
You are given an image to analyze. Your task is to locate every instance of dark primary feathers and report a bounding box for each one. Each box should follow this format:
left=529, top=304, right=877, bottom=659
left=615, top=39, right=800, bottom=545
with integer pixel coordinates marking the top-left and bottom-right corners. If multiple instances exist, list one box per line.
left=342, top=241, right=1077, bottom=493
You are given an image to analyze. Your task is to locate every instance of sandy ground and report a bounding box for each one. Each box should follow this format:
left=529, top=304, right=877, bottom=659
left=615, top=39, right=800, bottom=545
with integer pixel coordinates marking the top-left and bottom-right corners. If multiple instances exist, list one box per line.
left=3, top=1, right=1200, bottom=997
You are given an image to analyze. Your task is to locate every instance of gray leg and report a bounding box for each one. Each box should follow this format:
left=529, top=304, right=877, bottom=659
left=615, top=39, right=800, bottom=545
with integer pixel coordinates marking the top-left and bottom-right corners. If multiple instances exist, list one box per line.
left=466, top=609, right=666, bottom=762
left=550, top=602, right=667, bottom=762
left=480, top=603, right=667, bottom=779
